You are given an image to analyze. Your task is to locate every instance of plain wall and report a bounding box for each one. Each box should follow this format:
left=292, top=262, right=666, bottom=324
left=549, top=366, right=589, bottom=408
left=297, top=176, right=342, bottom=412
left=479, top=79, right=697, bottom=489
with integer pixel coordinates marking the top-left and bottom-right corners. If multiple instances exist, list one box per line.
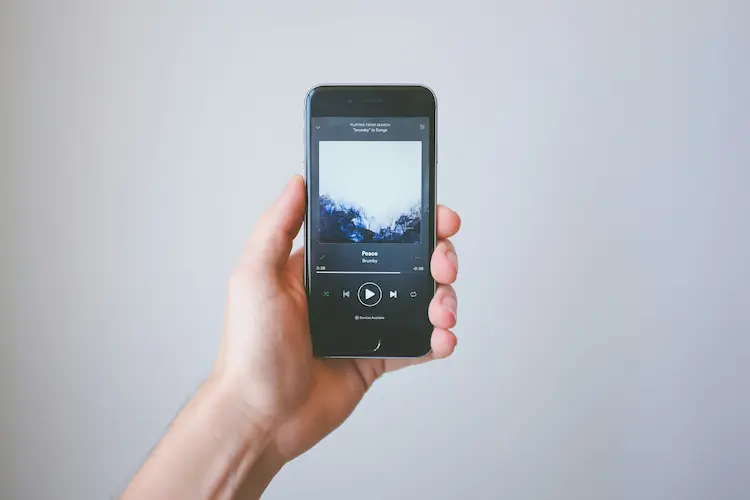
left=1, top=1, right=749, bottom=499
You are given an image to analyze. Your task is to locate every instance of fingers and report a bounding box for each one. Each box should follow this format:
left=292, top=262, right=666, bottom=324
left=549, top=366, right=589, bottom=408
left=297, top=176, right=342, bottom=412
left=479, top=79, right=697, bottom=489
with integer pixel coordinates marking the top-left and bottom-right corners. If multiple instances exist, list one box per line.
left=430, top=327, right=458, bottom=359
left=428, top=284, right=457, bottom=330
left=241, top=175, right=306, bottom=275
left=382, top=328, right=457, bottom=373
left=431, top=239, right=458, bottom=284
left=437, top=205, right=461, bottom=239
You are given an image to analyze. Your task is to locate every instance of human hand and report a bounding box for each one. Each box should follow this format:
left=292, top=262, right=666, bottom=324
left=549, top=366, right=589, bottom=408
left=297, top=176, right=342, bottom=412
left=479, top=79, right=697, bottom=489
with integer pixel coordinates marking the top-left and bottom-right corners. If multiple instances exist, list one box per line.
left=212, top=174, right=461, bottom=470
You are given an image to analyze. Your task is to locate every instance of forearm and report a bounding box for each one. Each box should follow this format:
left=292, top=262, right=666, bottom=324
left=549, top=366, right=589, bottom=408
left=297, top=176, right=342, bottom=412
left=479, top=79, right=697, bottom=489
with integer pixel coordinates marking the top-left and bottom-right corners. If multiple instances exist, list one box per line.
left=122, top=376, right=274, bottom=500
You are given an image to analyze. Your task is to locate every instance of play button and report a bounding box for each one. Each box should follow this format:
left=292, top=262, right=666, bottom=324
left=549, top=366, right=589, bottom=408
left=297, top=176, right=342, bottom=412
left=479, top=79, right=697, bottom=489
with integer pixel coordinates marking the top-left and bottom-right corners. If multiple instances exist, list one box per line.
left=357, top=282, right=382, bottom=307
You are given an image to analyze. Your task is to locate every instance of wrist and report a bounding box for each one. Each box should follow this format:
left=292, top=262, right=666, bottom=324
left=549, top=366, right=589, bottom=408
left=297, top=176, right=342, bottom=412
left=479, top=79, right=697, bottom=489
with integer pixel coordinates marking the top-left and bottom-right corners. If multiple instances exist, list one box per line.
left=234, top=441, right=287, bottom=497
left=204, top=372, right=287, bottom=497
left=204, top=370, right=278, bottom=438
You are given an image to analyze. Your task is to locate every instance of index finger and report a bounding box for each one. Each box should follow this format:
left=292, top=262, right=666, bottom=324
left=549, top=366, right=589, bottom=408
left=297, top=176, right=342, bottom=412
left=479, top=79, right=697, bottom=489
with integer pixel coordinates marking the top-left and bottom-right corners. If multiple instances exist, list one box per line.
left=437, top=205, right=461, bottom=239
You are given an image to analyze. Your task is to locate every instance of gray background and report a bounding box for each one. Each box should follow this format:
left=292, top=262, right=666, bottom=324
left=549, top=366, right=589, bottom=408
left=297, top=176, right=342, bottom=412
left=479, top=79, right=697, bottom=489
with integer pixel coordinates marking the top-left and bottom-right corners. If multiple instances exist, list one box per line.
left=1, top=2, right=749, bottom=499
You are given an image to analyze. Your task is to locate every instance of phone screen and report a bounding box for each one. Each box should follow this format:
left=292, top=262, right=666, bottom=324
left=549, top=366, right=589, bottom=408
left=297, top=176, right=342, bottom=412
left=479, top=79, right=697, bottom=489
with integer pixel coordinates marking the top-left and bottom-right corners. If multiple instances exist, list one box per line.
left=306, top=104, right=436, bottom=357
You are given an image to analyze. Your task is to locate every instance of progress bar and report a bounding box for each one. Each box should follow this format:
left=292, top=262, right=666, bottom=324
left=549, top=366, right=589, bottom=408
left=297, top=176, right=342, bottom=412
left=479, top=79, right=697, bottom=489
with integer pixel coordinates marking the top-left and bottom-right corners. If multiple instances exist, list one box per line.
left=315, top=271, right=402, bottom=275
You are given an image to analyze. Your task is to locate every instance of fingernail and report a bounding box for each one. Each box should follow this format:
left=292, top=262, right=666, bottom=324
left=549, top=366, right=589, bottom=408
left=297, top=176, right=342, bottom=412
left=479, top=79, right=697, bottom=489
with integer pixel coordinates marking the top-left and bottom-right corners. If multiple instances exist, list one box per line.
left=441, top=295, right=457, bottom=318
left=446, top=250, right=459, bottom=271
left=278, top=175, right=304, bottom=201
left=287, top=174, right=304, bottom=189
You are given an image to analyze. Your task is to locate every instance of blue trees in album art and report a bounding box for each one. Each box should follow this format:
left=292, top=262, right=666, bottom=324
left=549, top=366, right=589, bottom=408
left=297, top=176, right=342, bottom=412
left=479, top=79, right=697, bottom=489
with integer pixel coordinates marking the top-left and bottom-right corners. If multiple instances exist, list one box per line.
left=319, top=195, right=421, bottom=243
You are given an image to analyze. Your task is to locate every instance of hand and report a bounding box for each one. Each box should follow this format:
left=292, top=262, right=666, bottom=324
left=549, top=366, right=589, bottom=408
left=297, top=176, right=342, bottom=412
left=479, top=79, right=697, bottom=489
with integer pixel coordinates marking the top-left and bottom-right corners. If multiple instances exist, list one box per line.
left=212, top=175, right=461, bottom=470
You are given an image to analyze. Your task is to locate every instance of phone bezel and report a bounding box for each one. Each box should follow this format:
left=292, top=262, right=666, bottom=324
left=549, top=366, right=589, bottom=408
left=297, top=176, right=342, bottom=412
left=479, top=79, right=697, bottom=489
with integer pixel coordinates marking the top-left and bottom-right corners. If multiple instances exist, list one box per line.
left=304, top=84, right=438, bottom=358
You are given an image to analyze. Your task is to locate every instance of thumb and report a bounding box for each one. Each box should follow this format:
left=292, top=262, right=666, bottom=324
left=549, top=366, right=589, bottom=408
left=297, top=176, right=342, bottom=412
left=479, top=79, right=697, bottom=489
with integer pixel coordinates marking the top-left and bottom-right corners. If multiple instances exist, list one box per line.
left=242, top=175, right=306, bottom=275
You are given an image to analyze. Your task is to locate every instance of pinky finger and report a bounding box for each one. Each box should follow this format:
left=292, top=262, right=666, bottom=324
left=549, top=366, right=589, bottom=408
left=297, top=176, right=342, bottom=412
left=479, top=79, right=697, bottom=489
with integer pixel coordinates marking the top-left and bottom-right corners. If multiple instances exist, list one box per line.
left=430, top=327, right=458, bottom=359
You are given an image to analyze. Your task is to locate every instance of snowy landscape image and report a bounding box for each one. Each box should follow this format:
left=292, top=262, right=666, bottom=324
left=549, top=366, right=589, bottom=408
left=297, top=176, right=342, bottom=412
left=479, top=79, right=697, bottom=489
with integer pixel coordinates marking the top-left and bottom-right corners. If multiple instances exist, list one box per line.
left=319, top=141, right=422, bottom=243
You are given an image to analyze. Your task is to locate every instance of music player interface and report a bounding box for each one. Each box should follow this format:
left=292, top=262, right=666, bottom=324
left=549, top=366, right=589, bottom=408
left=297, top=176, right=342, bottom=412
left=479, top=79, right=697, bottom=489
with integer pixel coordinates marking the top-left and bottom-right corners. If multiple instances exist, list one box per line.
left=308, top=117, right=432, bottom=332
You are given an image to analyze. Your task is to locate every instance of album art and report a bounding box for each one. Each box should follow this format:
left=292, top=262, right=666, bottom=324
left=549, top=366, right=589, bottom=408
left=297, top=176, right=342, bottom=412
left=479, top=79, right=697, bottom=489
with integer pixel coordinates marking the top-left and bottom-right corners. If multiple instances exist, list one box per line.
left=319, top=141, right=422, bottom=243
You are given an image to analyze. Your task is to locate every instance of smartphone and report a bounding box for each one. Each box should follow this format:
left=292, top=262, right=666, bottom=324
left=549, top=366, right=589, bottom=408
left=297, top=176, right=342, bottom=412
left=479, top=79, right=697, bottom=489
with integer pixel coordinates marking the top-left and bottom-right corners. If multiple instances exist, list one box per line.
left=304, top=84, right=437, bottom=358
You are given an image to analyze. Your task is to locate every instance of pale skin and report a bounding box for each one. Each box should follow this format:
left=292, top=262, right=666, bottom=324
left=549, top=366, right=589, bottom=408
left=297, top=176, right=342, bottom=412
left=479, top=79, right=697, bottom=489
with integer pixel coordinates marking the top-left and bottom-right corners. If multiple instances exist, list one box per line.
left=122, top=175, right=461, bottom=499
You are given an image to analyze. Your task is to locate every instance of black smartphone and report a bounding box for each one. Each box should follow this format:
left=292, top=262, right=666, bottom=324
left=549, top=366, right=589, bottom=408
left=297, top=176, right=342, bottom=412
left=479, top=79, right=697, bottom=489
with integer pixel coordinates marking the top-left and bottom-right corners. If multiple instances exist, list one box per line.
left=304, top=84, right=437, bottom=358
